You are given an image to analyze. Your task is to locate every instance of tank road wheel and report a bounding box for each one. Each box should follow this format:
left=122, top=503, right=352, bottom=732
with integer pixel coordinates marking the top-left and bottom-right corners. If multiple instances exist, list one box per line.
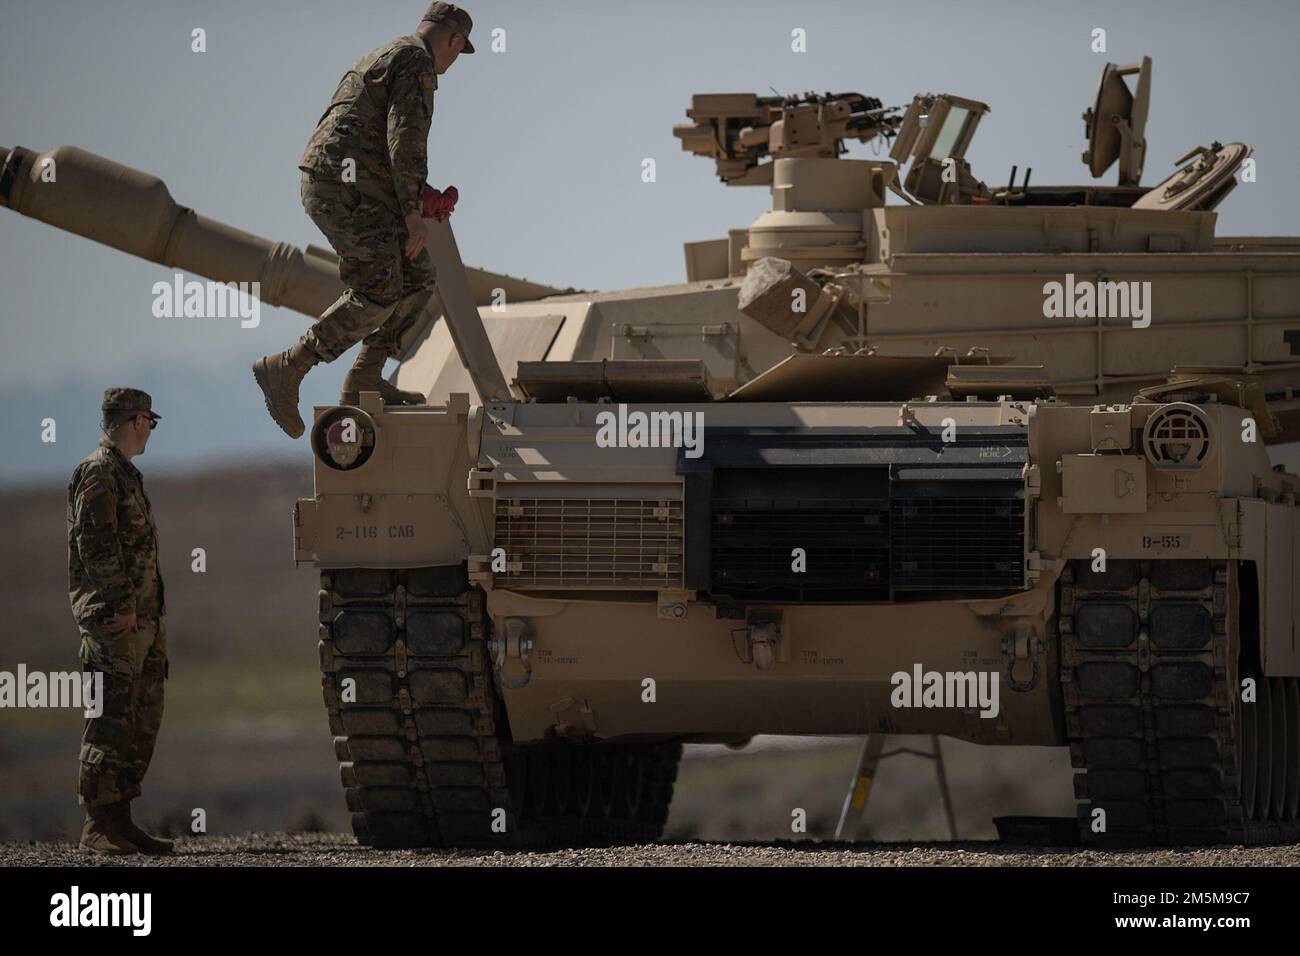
left=643, top=742, right=683, bottom=829
left=505, top=742, right=529, bottom=816
left=1240, top=669, right=1259, bottom=820
left=1270, top=678, right=1290, bottom=822
left=1254, top=675, right=1274, bottom=821
left=595, top=747, right=623, bottom=819
left=1283, top=679, right=1300, bottom=820
left=318, top=566, right=683, bottom=849
left=548, top=742, right=573, bottom=814
left=571, top=748, right=597, bottom=817
left=621, top=748, right=647, bottom=820
left=1060, top=559, right=1300, bottom=845
left=523, top=745, right=553, bottom=818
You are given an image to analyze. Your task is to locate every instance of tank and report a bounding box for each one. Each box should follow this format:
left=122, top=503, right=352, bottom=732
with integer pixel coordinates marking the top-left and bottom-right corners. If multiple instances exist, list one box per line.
left=5, top=55, right=1300, bottom=848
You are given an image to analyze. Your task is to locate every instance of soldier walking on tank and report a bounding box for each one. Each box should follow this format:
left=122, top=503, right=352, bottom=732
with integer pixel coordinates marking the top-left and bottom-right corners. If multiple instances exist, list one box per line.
left=252, top=2, right=474, bottom=438
left=68, top=388, right=173, bottom=855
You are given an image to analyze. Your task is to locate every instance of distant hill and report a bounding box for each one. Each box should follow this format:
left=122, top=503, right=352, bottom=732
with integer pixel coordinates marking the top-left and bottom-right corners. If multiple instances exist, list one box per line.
left=0, top=361, right=351, bottom=487
left=0, top=460, right=317, bottom=664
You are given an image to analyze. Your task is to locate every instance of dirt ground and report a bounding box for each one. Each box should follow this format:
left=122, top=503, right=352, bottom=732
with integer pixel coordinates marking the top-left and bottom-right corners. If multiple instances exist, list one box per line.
left=6, top=831, right=1299, bottom=867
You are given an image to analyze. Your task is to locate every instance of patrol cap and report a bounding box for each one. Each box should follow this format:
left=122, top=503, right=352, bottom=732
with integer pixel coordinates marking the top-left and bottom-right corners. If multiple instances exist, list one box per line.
left=102, top=387, right=161, bottom=421
left=422, top=2, right=475, bottom=53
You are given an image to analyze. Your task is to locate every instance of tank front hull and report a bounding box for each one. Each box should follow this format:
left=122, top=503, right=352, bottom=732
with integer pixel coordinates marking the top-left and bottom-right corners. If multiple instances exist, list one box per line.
left=485, top=583, right=1062, bottom=746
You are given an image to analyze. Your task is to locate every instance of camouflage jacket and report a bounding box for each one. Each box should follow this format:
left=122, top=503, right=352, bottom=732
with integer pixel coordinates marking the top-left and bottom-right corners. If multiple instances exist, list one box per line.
left=299, top=34, right=438, bottom=215
left=66, top=441, right=164, bottom=625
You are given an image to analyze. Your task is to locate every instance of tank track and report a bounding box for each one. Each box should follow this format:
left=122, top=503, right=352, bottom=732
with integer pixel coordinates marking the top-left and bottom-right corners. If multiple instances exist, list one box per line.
left=317, top=565, right=682, bottom=849
left=1060, top=558, right=1300, bottom=845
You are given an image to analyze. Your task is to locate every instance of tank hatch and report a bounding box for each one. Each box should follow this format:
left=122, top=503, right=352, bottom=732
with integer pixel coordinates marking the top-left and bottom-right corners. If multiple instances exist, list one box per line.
left=1082, top=56, right=1152, bottom=186
left=1132, top=142, right=1253, bottom=212
left=889, top=93, right=992, bottom=204
left=514, top=359, right=716, bottom=402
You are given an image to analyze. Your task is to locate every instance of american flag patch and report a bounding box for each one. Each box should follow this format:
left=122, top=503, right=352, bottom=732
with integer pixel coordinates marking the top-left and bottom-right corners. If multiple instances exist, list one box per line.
left=81, top=480, right=105, bottom=502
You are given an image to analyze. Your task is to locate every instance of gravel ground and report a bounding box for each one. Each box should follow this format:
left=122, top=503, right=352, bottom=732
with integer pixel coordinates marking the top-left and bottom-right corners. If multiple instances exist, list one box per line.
left=4, top=832, right=1299, bottom=866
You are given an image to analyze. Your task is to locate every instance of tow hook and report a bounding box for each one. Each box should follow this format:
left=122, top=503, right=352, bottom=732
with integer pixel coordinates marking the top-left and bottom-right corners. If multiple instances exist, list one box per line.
left=1001, top=624, right=1042, bottom=692
left=491, top=617, right=533, bottom=689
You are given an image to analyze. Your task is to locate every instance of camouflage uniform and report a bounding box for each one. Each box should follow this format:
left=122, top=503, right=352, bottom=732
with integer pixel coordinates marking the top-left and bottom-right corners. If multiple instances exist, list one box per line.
left=68, top=392, right=166, bottom=809
left=253, top=3, right=474, bottom=438
left=297, top=33, right=441, bottom=361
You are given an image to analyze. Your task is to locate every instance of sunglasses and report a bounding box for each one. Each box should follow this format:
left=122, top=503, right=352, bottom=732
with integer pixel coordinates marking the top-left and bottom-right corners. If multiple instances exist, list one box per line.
left=135, top=415, right=159, bottom=431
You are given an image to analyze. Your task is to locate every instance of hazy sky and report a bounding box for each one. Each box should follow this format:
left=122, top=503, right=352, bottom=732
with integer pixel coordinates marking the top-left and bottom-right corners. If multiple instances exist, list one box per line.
left=2, top=0, right=1298, bottom=483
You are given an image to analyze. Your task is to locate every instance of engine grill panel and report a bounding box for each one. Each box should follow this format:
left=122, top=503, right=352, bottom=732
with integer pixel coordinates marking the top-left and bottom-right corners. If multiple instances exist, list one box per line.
left=494, top=497, right=684, bottom=589
left=712, top=506, right=890, bottom=599
left=702, top=463, right=1025, bottom=602
left=890, top=495, right=1025, bottom=591
left=708, top=467, right=891, bottom=600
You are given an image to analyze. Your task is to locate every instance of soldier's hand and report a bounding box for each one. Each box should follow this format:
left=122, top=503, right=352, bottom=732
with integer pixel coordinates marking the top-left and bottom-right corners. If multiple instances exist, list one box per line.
left=105, top=611, right=137, bottom=635
left=404, top=209, right=427, bottom=260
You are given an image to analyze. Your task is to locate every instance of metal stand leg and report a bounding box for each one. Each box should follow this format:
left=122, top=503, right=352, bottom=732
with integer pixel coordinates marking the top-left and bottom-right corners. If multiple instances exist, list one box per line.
left=930, top=734, right=957, bottom=840
left=834, top=734, right=959, bottom=842
left=834, top=734, right=885, bottom=841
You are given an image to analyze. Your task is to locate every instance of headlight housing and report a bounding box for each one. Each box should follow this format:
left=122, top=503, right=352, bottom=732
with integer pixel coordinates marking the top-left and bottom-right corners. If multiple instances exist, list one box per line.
left=1142, top=402, right=1212, bottom=470
left=311, top=406, right=377, bottom=471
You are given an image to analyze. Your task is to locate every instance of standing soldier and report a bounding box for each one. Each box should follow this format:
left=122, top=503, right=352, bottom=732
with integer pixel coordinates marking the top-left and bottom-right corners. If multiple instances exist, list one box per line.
left=67, top=388, right=172, bottom=855
left=252, top=2, right=474, bottom=438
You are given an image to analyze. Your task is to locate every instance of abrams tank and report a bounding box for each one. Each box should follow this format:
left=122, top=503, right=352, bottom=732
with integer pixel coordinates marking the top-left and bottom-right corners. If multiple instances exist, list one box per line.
left=5, top=55, right=1300, bottom=848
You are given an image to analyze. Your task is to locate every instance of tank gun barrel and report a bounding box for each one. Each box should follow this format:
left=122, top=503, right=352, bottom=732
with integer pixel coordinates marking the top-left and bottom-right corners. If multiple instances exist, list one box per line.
left=0, top=144, right=574, bottom=320
left=0, top=144, right=344, bottom=318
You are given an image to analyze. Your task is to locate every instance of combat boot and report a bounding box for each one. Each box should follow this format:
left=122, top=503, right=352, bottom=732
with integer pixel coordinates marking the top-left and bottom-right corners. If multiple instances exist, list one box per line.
left=79, top=805, right=140, bottom=855
left=340, top=344, right=426, bottom=406
left=110, top=801, right=174, bottom=855
left=252, top=340, right=320, bottom=439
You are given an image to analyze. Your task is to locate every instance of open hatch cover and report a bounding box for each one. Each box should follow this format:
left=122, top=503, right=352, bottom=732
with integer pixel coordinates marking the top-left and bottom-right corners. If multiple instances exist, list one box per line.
left=724, top=353, right=1013, bottom=402
left=1133, top=142, right=1253, bottom=212
left=515, top=359, right=717, bottom=403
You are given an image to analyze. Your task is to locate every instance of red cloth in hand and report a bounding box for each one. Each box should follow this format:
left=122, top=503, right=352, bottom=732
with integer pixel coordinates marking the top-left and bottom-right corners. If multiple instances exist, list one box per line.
left=421, top=184, right=460, bottom=222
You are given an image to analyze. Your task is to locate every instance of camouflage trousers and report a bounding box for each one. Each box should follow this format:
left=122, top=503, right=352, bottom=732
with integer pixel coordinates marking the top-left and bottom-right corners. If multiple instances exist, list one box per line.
left=78, top=618, right=167, bottom=808
left=299, top=171, right=437, bottom=363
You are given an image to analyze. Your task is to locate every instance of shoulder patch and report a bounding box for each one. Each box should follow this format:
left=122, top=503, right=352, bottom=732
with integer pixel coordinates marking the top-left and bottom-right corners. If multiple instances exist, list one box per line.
left=76, top=471, right=116, bottom=528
